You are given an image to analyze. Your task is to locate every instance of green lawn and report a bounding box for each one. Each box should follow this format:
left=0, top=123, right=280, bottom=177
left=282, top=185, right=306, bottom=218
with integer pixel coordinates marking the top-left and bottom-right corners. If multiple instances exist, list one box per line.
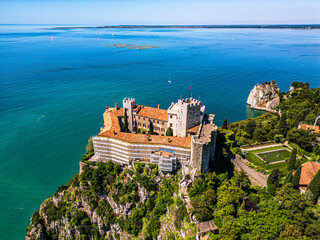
left=245, top=146, right=291, bottom=173
left=257, top=149, right=291, bottom=163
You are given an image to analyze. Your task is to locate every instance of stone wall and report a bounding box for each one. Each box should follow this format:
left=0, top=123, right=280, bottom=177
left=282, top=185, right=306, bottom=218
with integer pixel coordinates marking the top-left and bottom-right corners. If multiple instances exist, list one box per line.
left=189, top=123, right=218, bottom=177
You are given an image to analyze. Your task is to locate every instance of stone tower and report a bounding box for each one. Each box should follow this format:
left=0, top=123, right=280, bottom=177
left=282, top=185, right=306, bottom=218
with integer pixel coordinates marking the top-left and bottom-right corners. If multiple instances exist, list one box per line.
left=167, top=98, right=205, bottom=137
left=122, top=98, right=136, bottom=132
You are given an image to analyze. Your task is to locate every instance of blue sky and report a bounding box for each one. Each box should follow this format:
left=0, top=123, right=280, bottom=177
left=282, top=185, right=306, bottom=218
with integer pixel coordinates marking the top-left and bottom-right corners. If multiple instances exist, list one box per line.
left=0, top=0, right=319, bottom=25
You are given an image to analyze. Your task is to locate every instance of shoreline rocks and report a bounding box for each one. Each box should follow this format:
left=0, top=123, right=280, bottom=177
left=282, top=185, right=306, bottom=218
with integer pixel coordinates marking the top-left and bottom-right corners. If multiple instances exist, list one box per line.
left=247, top=82, right=280, bottom=112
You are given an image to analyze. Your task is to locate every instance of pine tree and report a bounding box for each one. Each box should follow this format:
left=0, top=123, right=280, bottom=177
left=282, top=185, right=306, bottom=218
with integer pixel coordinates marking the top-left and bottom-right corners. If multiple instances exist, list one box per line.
left=148, top=120, right=154, bottom=135
left=292, top=165, right=301, bottom=189
left=307, top=170, right=320, bottom=204
left=166, top=127, right=173, bottom=136
left=222, top=118, right=228, bottom=129
left=287, top=148, right=297, bottom=171
left=284, top=171, right=293, bottom=185
left=278, top=112, right=288, bottom=137
left=124, top=108, right=130, bottom=133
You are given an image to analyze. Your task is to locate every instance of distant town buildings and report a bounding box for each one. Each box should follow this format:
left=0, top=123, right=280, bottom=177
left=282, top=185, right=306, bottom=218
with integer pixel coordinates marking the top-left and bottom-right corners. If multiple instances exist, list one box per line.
left=298, top=122, right=320, bottom=134
left=92, top=97, right=217, bottom=176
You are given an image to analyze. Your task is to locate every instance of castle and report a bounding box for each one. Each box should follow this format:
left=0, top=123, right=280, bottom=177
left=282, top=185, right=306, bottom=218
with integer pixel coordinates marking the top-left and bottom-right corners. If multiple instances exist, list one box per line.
left=92, top=98, right=217, bottom=176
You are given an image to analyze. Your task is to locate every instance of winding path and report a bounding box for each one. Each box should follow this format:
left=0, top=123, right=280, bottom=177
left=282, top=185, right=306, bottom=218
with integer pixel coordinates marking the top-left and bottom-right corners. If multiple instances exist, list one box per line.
left=230, top=153, right=267, bottom=187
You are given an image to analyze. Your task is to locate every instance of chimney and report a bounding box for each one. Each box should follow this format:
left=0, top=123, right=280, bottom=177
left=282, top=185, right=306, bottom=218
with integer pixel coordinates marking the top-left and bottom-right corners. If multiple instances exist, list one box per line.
left=105, top=106, right=109, bottom=112
left=157, top=104, right=160, bottom=109
left=115, top=103, right=118, bottom=109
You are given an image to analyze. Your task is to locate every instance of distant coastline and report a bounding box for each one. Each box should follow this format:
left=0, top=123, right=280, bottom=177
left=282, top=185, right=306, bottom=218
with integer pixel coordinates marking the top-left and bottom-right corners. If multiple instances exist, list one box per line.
left=46, top=24, right=320, bottom=30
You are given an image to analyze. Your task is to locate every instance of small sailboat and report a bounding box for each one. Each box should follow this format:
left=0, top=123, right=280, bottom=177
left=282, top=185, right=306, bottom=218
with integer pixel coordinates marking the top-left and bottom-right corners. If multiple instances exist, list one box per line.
left=112, top=33, right=114, bottom=37
left=98, top=37, right=100, bottom=40
left=52, top=36, right=54, bottom=41
left=168, top=76, right=171, bottom=84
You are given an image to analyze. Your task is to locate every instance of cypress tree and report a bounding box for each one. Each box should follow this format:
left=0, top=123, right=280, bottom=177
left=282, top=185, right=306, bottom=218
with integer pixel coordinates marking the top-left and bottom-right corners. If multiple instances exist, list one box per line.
left=124, top=108, right=129, bottom=133
left=166, top=127, right=173, bottom=136
left=222, top=118, right=228, bottom=129
left=287, top=148, right=297, bottom=171
left=267, top=169, right=280, bottom=187
left=292, top=165, right=302, bottom=189
left=278, top=112, right=288, bottom=137
left=307, top=170, right=320, bottom=204
left=148, top=120, right=154, bottom=135
left=284, top=171, right=293, bottom=185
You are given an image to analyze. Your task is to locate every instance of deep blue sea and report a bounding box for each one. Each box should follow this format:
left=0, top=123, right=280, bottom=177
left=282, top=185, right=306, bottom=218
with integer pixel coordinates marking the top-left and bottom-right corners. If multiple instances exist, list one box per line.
left=0, top=24, right=320, bottom=239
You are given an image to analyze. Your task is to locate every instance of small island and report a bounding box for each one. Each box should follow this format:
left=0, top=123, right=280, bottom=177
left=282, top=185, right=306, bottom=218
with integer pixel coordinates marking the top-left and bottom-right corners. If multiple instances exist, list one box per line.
left=104, top=44, right=160, bottom=50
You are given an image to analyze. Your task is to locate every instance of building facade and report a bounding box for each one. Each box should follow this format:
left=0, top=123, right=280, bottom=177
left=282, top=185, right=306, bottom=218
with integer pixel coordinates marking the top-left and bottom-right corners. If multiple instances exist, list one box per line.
left=92, top=97, right=217, bottom=175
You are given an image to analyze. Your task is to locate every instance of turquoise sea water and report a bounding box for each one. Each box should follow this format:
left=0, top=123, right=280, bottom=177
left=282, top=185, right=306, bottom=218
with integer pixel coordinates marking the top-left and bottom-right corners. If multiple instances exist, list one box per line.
left=0, top=25, right=320, bottom=239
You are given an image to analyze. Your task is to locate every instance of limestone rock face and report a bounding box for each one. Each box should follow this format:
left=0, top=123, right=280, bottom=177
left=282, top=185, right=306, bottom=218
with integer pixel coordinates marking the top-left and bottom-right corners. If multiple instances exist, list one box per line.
left=247, top=82, right=280, bottom=112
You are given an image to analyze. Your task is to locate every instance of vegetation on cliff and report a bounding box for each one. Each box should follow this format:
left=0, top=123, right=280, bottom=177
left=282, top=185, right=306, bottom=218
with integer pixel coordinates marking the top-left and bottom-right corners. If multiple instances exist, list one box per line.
left=26, top=161, right=192, bottom=240
left=229, top=82, right=320, bottom=158
left=26, top=82, right=320, bottom=240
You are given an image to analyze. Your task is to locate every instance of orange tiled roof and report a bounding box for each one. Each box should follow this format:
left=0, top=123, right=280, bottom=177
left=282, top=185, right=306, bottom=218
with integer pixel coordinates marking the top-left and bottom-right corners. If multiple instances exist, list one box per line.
left=187, top=124, right=201, bottom=133
left=103, top=108, right=123, bottom=132
left=299, top=161, right=320, bottom=186
left=299, top=123, right=319, bottom=133
left=97, top=130, right=191, bottom=148
left=136, top=106, right=168, bottom=121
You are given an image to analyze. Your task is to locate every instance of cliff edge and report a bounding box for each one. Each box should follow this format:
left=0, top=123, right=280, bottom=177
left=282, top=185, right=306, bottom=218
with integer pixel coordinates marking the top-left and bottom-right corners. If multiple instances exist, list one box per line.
left=25, top=161, right=193, bottom=240
left=247, top=81, right=280, bottom=112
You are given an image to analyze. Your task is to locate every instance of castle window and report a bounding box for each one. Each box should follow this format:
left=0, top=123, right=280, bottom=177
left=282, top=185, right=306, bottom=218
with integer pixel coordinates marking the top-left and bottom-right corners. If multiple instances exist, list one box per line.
left=139, top=116, right=140, bottom=119
left=170, top=123, right=173, bottom=127
left=143, top=123, right=146, bottom=128
left=138, top=122, right=141, bottom=126
left=157, top=121, right=159, bottom=124
left=170, top=115, right=172, bottom=119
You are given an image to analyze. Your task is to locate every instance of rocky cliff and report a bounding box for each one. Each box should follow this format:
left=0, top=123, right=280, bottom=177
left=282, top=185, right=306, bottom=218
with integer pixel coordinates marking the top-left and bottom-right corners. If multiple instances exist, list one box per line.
left=247, top=81, right=280, bottom=112
left=26, top=161, right=196, bottom=240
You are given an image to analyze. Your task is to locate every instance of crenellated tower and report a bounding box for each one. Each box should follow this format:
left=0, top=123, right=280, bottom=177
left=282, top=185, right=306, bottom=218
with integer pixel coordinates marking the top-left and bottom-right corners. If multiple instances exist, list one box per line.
left=122, top=98, right=136, bottom=132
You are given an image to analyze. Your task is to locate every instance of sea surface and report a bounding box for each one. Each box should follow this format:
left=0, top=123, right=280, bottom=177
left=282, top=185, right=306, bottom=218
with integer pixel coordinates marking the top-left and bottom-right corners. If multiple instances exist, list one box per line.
left=0, top=24, right=320, bottom=239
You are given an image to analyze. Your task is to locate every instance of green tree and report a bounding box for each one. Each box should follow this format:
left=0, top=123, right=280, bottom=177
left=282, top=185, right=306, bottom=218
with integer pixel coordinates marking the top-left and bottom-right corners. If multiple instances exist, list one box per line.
left=307, top=170, right=320, bottom=204
left=148, top=120, right=154, bottom=135
left=292, top=165, right=302, bottom=189
left=124, top=108, right=130, bottom=133
left=81, top=137, right=94, bottom=161
left=222, top=118, right=228, bottom=129
left=267, top=169, right=281, bottom=188
left=287, top=148, right=297, bottom=171
left=284, top=171, right=293, bottom=185
left=279, top=223, right=303, bottom=239
left=274, top=134, right=284, bottom=143
left=166, top=127, right=173, bottom=136
left=287, top=128, right=317, bottom=152
left=253, top=123, right=267, bottom=142
left=278, top=112, right=288, bottom=137
left=219, top=216, right=240, bottom=240
left=244, top=119, right=256, bottom=137
left=191, top=197, right=211, bottom=222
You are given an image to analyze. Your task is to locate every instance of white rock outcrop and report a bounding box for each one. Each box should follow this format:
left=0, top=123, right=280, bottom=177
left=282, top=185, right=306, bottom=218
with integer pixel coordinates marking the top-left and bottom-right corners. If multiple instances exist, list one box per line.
left=247, top=82, right=280, bottom=112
